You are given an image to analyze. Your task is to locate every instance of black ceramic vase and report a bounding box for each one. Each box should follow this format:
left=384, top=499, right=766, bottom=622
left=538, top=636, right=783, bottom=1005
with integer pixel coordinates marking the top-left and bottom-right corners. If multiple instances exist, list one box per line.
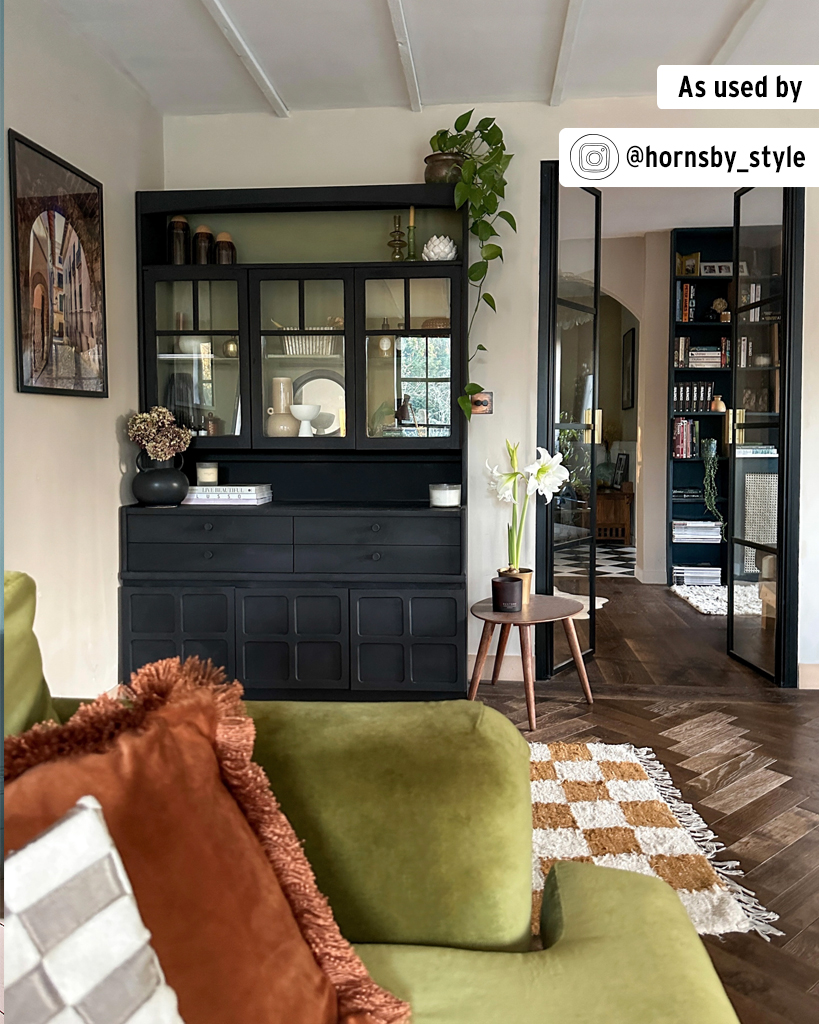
left=132, top=450, right=189, bottom=506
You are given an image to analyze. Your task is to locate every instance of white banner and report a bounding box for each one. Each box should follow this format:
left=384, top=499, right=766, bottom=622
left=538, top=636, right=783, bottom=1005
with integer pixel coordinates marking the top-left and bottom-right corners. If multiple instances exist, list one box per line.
left=559, top=129, right=819, bottom=187
left=657, top=66, right=819, bottom=110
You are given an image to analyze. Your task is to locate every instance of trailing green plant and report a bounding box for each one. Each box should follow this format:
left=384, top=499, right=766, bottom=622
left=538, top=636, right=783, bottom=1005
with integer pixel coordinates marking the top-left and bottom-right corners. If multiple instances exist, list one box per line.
left=702, top=438, right=725, bottom=536
left=429, top=110, right=515, bottom=419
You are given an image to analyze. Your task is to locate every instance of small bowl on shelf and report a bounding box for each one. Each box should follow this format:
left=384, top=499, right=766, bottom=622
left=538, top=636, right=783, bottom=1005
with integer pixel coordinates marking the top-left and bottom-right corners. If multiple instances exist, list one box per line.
left=289, top=404, right=321, bottom=437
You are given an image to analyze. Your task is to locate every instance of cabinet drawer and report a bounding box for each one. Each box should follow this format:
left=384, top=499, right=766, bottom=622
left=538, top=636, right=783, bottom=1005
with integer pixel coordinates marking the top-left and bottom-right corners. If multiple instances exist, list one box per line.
left=294, top=515, right=459, bottom=547
left=128, top=514, right=293, bottom=545
left=128, top=543, right=293, bottom=573
left=294, top=545, right=460, bottom=575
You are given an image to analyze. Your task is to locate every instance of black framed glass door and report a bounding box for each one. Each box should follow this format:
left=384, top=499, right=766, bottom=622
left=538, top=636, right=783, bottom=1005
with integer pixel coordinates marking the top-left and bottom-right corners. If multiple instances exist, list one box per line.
left=536, top=162, right=601, bottom=677
left=728, top=187, right=803, bottom=685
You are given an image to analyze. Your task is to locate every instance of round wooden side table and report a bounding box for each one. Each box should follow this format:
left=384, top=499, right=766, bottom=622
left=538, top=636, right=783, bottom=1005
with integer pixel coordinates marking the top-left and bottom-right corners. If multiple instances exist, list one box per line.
left=468, top=595, right=594, bottom=731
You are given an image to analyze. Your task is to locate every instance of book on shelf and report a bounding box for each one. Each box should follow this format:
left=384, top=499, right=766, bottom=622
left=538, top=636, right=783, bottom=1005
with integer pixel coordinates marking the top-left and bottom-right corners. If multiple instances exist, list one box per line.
left=675, top=282, right=696, bottom=322
left=672, top=381, right=714, bottom=413
left=672, top=417, right=701, bottom=459
left=672, top=488, right=705, bottom=500
left=672, top=520, right=723, bottom=544
left=673, top=336, right=730, bottom=368
left=735, top=445, right=778, bottom=458
left=672, top=564, right=722, bottom=586
left=183, top=495, right=273, bottom=505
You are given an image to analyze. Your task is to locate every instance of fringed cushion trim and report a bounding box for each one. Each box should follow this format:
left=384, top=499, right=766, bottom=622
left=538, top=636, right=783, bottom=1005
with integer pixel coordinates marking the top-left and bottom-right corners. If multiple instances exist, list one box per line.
left=5, top=658, right=412, bottom=1024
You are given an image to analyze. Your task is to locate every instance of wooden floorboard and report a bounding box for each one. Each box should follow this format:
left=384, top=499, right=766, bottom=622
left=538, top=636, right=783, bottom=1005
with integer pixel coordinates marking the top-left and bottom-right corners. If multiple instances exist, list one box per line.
left=477, top=577, right=819, bottom=1024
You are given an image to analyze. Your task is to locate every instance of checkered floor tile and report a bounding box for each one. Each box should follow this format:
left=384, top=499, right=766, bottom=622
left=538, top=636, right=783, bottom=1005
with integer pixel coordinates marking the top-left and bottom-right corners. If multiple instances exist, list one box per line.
left=554, top=543, right=636, bottom=579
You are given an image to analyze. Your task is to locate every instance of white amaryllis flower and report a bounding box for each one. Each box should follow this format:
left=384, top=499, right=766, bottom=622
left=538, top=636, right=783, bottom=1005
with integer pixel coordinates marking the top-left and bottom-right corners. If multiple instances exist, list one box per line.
left=524, top=448, right=569, bottom=501
left=486, top=460, right=518, bottom=503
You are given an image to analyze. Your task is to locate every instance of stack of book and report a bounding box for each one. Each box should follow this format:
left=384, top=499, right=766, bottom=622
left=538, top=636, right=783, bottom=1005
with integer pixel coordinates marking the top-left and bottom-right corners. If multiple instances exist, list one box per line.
left=182, top=484, right=273, bottom=506
left=673, top=487, right=704, bottom=501
left=674, top=336, right=730, bottom=368
left=673, top=381, right=714, bottom=413
left=675, top=282, right=696, bottom=322
left=672, top=564, right=722, bottom=586
left=735, top=445, right=778, bottom=459
left=672, top=520, right=722, bottom=544
left=672, top=417, right=701, bottom=459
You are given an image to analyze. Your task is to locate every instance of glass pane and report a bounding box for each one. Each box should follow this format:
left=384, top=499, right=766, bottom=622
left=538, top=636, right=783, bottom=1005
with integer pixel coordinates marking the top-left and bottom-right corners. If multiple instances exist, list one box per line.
left=155, top=281, right=193, bottom=331
left=304, top=279, right=344, bottom=328
left=365, top=279, right=404, bottom=330
left=732, top=457, right=778, bottom=546
left=409, top=278, right=451, bottom=329
left=738, top=187, right=783, bottom=308
left=557, top=185, right=596, bottom=307
left=261, top=334, right=346, bottom=438
left=552, top=542, right=591, bottom=657
left=198, top=280, right=238, bottom=330
left=732, top=544, right=776, bottom=675
left=366, top=333, right=451, bottom=438
left=157, top=335, right=241, bottom=436
left=260, top=280, right=299, bottom=330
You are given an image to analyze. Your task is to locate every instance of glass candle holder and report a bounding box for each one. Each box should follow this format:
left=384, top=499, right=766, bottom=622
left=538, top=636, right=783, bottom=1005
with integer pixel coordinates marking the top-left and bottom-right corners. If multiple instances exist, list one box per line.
left=196, top=462, right=219, bottom=485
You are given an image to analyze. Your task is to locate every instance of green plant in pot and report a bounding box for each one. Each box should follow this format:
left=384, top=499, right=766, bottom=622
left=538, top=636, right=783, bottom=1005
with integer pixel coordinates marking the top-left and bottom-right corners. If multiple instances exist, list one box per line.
left=487, top=441, right=568, bottom=603
left=427, top=110, right=515, bottom=419
left=128, top=406, right=192, bottom=506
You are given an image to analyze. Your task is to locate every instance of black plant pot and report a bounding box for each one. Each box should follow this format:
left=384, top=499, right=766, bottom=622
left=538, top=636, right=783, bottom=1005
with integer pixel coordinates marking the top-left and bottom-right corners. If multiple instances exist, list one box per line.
left=132, top=451, right=189, bottom=506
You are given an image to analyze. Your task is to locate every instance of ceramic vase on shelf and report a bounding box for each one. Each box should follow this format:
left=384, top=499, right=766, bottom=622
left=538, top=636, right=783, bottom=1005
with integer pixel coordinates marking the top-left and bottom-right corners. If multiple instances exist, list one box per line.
left=192, top=225, right=214, bottom=265
left=497, top=567, right=533, bottom=606
left=131, top=450, right=189, bottom=507
left=266, top=377, right=299, bottom=436
left=711, top=395, right=727, bottom=413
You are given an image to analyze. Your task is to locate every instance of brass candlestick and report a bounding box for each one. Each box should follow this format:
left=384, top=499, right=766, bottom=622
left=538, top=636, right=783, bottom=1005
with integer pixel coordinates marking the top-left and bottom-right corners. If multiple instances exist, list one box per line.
left=388, top=215, right=406, bottom=261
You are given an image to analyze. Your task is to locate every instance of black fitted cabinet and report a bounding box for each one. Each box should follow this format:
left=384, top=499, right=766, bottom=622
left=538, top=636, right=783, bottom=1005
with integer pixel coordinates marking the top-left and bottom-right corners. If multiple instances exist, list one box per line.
left=123, top=182, right=469, bottom=700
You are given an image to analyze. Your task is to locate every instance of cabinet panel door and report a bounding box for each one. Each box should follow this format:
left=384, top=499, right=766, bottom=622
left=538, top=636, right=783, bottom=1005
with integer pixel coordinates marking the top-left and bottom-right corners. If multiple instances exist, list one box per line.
left=236, top=588, right=349, bottom=692
left=120, top=586, right=235, bottom=680
left=143, top=267, right=251, bottom=449
left=350, top=589, right=465, bottom=691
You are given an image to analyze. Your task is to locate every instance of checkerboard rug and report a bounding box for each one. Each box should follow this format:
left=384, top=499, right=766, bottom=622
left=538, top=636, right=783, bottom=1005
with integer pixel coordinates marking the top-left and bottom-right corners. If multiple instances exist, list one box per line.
left=554, top=543, right=636, bottom=578
left=530, top=741, right=781, bottom=939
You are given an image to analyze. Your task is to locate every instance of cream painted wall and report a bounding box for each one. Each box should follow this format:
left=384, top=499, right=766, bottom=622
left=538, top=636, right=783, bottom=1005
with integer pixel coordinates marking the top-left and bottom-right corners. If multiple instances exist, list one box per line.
left=4, top=0, right=164, bottom=696
left=163, top=98, right=818, bottom=677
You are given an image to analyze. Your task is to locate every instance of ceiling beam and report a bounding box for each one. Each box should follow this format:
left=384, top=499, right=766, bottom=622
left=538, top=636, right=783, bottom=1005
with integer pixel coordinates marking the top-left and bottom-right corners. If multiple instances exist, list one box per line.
left=387, top=0, right=422, bottom=112
left=711, top=0, right=770, bottom=64
left=199, top=0, right=289, bottom=117
left=550, top=0, right=585, bottom=107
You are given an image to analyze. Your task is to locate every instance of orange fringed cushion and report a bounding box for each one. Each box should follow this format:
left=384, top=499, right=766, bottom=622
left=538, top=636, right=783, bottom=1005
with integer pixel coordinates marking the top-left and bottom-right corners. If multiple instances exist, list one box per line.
left=4, top=659, right=410, bottom=1024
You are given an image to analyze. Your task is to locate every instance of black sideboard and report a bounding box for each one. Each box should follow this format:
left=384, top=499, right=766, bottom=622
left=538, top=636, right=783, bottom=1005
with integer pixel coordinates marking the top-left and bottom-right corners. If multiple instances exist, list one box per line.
left=119, top=504, right=466, bottom=700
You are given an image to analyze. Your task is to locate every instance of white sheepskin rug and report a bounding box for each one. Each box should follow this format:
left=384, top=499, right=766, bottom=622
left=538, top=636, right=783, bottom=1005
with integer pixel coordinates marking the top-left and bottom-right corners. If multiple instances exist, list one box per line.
left=669, top=585, right=762, bottom=616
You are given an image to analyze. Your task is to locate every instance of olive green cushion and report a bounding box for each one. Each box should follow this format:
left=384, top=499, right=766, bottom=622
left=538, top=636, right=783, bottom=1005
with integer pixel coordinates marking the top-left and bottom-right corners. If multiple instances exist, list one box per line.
left=248, top=699, right=533, bottom=952
left=356, top=862, right=740, bottom=1024
left=4, top=572, right=58, bottom=736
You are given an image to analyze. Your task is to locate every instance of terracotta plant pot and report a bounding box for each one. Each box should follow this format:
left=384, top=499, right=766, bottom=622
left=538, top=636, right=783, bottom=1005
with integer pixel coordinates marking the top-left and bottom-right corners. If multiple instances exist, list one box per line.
left=424, top=152, right=465, bottom=184
left=498, top=567, right=533, bottom=606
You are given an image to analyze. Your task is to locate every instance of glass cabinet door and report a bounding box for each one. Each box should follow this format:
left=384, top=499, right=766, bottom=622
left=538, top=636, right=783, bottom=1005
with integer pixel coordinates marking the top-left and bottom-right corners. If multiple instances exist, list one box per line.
left=146, top=270, right=249, bottom=447
left=252, top=273, right=352, bottom=446
left=360, top=271, right=458, bottom=446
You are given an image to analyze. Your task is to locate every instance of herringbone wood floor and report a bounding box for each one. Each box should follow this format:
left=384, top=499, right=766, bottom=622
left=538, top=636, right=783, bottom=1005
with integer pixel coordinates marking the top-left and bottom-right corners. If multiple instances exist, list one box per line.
left=477, top=578, right=819, bottom=1024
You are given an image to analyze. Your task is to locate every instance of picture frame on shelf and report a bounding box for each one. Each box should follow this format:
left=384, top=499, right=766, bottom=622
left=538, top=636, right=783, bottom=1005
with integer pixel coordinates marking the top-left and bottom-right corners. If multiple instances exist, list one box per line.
left=676, top=252, right=700, bottom=276
left=612, top=452, right=629, bottom=491
left=621, top=327, right=635, bottom=410
left=8, top=130, right=108, bottom=397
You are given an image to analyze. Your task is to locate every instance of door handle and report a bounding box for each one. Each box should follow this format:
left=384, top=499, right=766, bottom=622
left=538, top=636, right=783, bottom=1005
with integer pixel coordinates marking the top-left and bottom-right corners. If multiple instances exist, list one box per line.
left=372, top=552, right=381, bottom=562
left=371, top=524, right=381, bottom=533
left=594, top=408, right=602, bottom=446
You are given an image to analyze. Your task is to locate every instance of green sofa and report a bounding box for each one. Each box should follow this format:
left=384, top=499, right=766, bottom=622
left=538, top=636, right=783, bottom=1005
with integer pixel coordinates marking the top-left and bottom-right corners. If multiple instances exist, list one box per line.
left=7, top=572, right=740, bottom=1024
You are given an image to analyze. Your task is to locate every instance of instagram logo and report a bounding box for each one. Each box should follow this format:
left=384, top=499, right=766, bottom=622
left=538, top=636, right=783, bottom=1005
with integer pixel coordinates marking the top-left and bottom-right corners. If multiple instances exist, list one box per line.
left=569, top=134, right=619, bottom=179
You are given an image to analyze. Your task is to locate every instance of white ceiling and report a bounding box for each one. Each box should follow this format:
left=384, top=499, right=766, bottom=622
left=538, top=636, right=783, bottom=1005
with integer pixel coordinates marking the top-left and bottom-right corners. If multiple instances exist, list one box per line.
left=51, top=0, right=819, bottom=115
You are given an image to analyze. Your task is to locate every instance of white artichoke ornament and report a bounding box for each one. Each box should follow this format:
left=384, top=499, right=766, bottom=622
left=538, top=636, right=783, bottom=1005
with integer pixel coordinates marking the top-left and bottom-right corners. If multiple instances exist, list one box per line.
left=421, top=235, right=458, bottom=261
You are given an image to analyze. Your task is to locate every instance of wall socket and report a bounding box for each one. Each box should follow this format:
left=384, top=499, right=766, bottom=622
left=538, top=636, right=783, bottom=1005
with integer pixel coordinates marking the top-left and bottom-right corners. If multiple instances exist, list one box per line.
left=471, top=391, right=493, bottom=415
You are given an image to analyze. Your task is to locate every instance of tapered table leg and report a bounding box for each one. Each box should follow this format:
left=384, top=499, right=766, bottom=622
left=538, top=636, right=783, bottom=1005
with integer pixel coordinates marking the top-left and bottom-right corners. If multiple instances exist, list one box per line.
left=519, top=624, right=537, bottom=731
left=468, top=621, right=496, bottom=701
left=491, top=623, right=512, bottom=685
left=562, top=616, right=594, bottom=704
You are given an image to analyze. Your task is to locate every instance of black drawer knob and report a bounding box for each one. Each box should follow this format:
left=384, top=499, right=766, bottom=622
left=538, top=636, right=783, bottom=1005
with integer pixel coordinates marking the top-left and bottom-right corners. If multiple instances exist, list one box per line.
left=372, top=552, right=381, bottom=561
left=203, top=522, right=214, bottom=532
left=203, top=550, right=214, bottom=560
left=371, top=524, right=381, bottom=533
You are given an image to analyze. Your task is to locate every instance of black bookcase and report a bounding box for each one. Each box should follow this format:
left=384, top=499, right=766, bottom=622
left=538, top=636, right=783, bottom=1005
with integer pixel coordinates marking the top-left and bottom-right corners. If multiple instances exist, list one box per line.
left=123, top=185, right=470, bottom=699
left=666, top=227, right=733, bottom=585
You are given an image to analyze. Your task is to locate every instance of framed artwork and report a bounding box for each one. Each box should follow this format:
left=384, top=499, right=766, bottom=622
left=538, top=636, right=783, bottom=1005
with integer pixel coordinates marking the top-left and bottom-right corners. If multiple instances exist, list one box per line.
left=676, top=252, right=700, bottom=276
left=612, top=452, right=629, bottom=491
left=9, top=130, right=108, bottom=396
left=621, top=327, right=635, bottom=410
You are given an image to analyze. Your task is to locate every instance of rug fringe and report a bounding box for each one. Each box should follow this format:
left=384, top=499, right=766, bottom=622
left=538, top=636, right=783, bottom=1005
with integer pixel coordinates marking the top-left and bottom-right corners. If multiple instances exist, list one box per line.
left=634, top=746, right=783, bottom=940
